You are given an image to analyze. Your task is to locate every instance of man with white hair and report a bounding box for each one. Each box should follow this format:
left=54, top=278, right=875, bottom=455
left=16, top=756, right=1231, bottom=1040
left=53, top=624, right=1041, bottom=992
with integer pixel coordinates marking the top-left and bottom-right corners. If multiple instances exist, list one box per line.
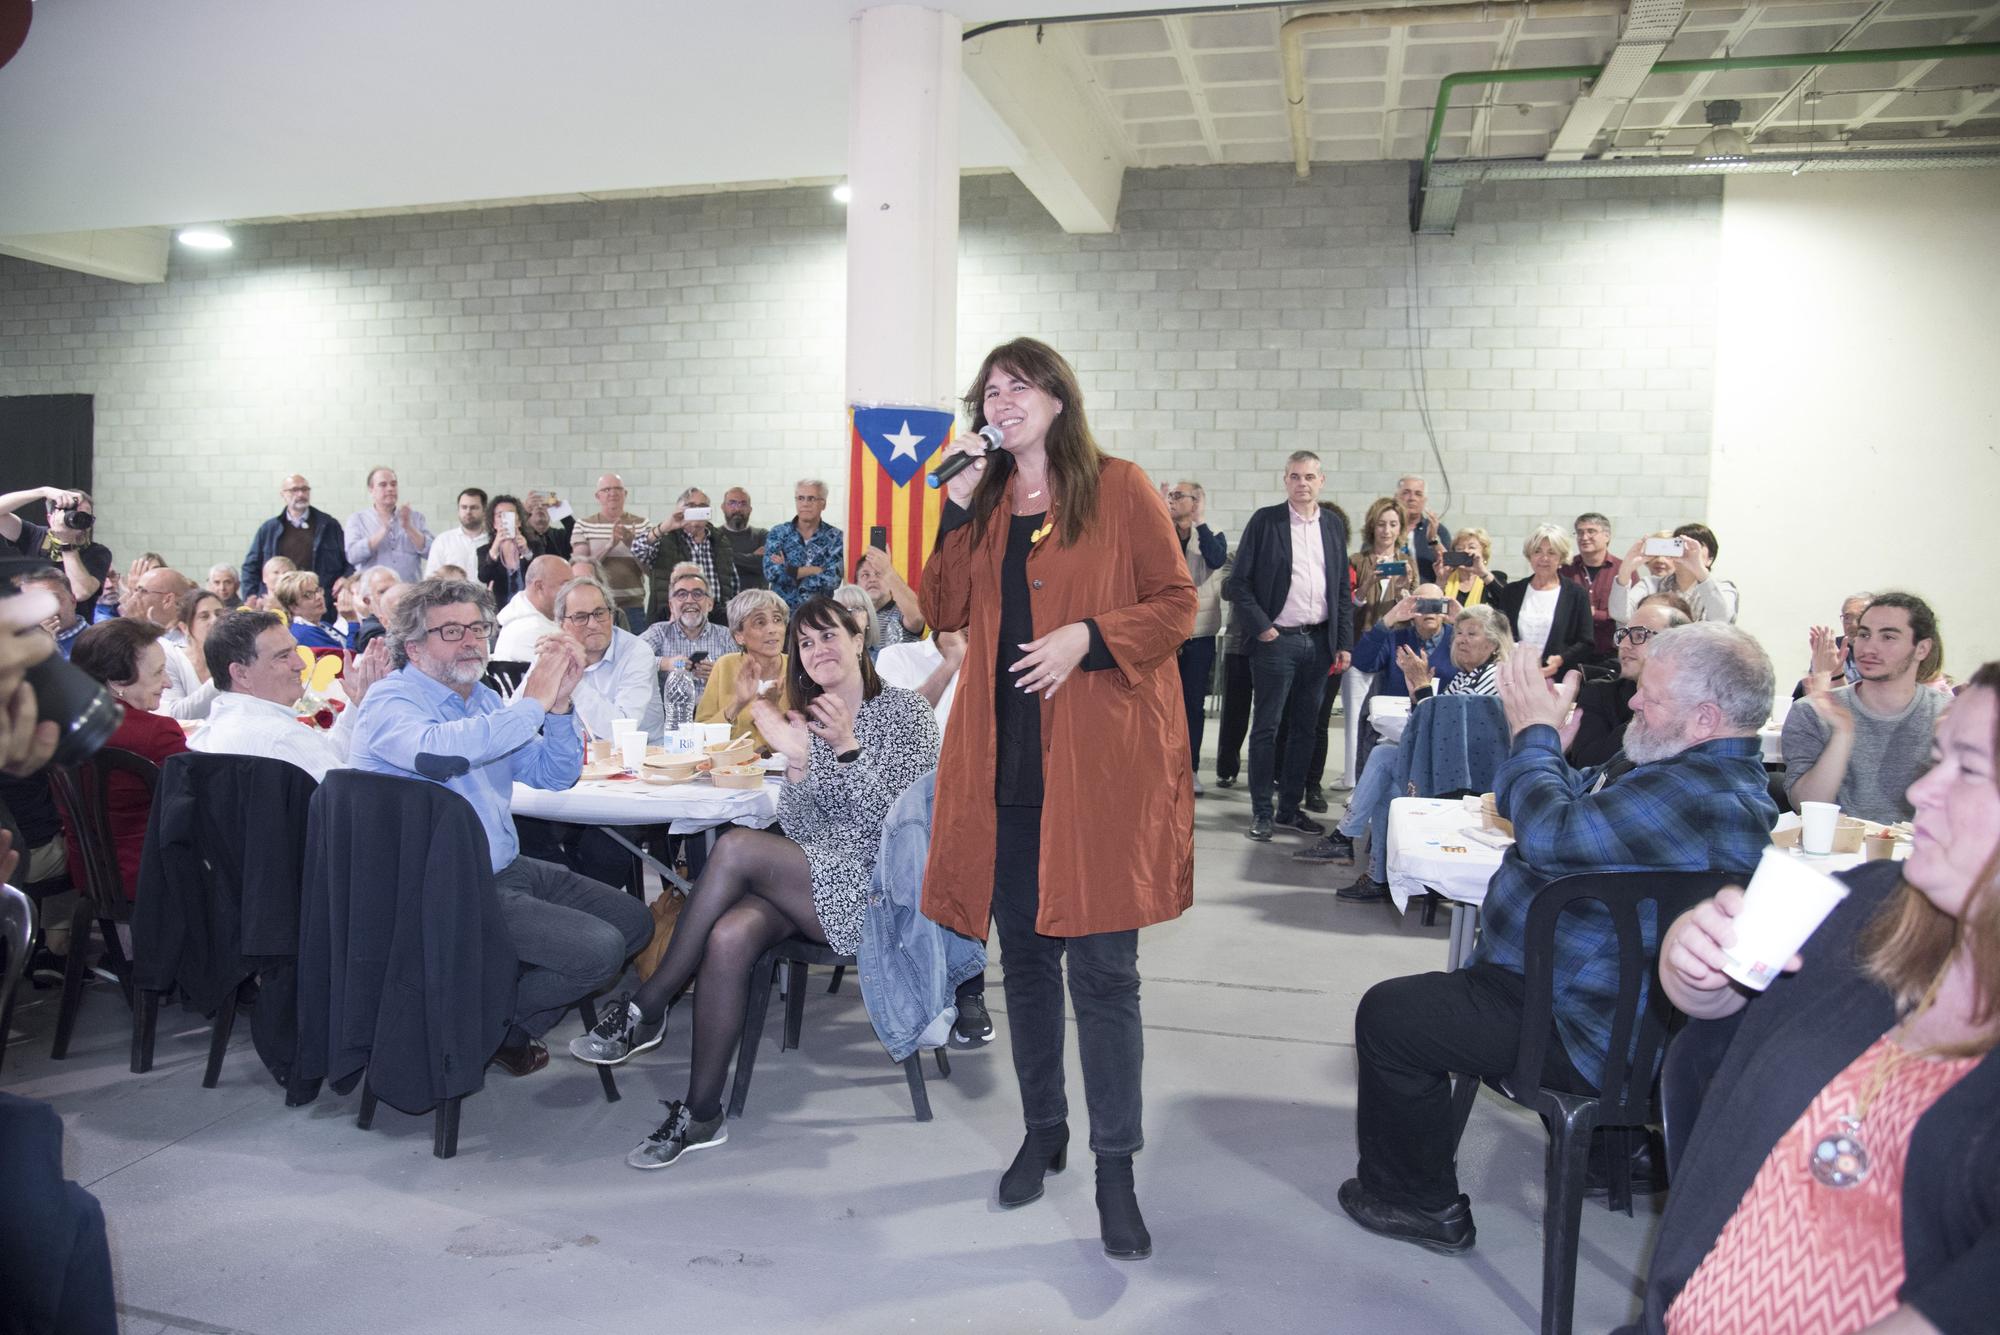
left=641, top=562, right=736, bottom=731
left=350, top=566, right=403, bottom=653
left=1396, top=475, right=1451, bottom=584
left=571, top=473, right=648, bottom=631
left=207, top=564, right=243, bottom=609
left=761, top=478, right=843, bottom=611
left=633, top=485, right=738, bottom=625
left=1339, top=623, right=1779, bottom=1254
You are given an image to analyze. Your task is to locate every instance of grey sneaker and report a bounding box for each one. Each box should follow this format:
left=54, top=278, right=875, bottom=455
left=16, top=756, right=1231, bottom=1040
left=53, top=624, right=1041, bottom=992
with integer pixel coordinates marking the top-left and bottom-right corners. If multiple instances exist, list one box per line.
left=627, top=1100, right=729, bottom=1170
left=568, top=997, right=665, bottom=1067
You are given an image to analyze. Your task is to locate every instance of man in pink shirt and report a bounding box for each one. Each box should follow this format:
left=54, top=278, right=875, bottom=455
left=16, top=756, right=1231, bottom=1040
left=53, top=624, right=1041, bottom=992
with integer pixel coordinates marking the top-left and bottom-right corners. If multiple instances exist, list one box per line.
left=1221, top=451, right=1355, bottom=842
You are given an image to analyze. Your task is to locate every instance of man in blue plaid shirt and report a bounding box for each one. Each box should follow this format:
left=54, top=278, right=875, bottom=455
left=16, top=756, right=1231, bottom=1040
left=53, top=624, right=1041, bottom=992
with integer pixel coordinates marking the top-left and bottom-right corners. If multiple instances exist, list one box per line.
left=1340, top=623, right=1779, bottom=1254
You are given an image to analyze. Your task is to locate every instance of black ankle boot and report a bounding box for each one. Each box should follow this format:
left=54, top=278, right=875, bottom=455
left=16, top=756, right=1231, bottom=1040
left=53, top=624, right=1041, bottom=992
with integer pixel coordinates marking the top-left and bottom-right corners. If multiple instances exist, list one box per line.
left=997, top=1123, right=1069, bottom=1208
left=1095, top=1154, right=1152, bottom=1260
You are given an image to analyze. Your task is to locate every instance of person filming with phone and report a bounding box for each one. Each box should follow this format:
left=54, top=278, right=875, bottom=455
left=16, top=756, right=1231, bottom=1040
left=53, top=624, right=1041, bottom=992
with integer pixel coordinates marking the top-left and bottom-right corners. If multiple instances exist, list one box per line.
left=1611, top=522, right=1739, bottom=625
left=634, top=487, right=738, bottom=627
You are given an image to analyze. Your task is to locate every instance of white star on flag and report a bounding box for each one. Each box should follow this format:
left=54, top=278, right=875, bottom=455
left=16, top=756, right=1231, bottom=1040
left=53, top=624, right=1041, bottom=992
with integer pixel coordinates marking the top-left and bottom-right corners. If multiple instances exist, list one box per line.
left=885, top=420, right=925, bottom=462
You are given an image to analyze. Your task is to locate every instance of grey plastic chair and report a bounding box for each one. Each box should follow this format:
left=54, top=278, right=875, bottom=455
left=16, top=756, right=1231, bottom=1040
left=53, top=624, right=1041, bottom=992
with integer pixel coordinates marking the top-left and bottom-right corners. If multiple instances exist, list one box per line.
left=0, top=882, right=34, bottom=1072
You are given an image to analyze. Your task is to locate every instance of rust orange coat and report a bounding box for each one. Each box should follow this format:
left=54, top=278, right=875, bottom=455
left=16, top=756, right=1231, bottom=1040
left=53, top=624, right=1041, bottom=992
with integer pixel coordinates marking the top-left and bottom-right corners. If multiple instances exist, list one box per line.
left=919, top=457, right=1197, bottom=939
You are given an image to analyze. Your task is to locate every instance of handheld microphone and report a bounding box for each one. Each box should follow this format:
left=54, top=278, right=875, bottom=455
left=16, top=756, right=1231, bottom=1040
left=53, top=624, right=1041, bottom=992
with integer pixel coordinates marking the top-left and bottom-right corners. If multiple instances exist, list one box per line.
left=926, top=424, right=1004, bottom=490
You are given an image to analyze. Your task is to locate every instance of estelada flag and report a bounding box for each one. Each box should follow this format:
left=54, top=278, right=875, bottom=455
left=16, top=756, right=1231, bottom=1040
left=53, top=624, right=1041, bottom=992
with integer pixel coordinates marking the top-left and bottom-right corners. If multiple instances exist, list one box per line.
left=848, top=404, right=954, bottom=590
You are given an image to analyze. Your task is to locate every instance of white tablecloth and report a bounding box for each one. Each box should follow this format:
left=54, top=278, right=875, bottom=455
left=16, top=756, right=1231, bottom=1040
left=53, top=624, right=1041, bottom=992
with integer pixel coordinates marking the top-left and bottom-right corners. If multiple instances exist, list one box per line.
left=1369, top=695, right=1411, bottom=745
left=1759, top=722, right=1782, bottom=766
left=511, top=777, right=780, bottom=834
left=1385, top=797, right=1503, bottom=913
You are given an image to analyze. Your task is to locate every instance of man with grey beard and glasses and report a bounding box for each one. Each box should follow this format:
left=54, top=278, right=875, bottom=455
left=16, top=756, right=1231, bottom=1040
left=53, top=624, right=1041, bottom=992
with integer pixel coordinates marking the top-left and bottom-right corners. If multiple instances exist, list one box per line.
left=348, top=577, right=653, bottom=1077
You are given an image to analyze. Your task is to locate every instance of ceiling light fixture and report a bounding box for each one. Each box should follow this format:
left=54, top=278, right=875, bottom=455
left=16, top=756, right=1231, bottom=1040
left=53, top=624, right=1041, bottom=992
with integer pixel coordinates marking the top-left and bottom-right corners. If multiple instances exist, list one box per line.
left=176, top=227, right=234, bottom=251
left=1694, top=99, right=1750, bottom=165
left=832, top=184, right=853, bottom=204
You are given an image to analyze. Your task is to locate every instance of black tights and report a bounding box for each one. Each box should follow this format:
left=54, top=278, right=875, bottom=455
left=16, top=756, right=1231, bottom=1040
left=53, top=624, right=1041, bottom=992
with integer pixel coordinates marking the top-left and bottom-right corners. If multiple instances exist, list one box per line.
left=628, top=828, right=825, bottom=1121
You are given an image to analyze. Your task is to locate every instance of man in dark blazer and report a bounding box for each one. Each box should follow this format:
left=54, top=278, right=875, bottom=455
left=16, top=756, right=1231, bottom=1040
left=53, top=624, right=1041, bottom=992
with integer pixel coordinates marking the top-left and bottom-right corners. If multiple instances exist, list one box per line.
left=1223, top=450, right=1355, bottom=841
left=239, top=473, right=351, bottom=618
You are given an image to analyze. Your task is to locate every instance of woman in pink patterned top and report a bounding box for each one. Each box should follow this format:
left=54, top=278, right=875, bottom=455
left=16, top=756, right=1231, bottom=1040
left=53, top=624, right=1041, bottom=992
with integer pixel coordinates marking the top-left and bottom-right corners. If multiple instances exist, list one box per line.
left=1630, top=662, right=2000, bottom=1334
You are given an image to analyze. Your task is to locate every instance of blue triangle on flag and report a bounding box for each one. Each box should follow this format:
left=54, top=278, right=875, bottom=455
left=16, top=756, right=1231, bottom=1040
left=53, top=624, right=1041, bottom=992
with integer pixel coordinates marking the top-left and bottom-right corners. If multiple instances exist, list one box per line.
left=854, top=406, right=954, bottom=488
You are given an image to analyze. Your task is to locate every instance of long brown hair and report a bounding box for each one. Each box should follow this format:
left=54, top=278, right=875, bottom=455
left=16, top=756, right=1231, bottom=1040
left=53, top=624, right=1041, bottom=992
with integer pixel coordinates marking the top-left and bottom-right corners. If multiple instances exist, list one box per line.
left=963, top=338, right=1105, bottom=548
left=1860, top=661, right=2000, bottom=1056
left=783, top=595, right=881, bottom=716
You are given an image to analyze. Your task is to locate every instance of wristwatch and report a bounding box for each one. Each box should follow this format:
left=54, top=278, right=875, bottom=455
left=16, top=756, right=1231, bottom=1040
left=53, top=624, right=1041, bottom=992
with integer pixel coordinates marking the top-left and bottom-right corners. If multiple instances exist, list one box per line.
left=835, top=746, right=861, bottom=764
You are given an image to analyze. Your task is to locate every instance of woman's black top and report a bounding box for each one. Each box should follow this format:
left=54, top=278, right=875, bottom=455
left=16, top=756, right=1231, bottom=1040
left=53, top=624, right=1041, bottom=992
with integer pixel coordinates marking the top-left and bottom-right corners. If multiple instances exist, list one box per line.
left=994, top=513, right=1047, bottom=807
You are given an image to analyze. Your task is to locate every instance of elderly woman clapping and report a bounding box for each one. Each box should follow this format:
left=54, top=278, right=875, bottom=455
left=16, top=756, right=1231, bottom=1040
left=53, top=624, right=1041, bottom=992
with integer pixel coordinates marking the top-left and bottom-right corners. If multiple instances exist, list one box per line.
left=1300, top=604, right=1513, bottom=904
left=696, top=588, right=789, bottom=746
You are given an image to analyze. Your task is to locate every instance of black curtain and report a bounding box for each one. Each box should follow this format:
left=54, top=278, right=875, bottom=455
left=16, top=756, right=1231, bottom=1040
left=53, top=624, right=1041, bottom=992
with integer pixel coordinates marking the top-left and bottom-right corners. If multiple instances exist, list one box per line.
left=2, top=394, right=94, bottom=520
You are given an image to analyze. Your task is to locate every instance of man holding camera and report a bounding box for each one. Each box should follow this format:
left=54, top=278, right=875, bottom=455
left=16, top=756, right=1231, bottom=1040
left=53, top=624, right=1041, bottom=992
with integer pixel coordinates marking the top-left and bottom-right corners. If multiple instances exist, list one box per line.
left=632, top=487, right=737, bottom=627
left=0, top=485, right=113, bottom=619
left=1348, top=584, right=1458, bottom=702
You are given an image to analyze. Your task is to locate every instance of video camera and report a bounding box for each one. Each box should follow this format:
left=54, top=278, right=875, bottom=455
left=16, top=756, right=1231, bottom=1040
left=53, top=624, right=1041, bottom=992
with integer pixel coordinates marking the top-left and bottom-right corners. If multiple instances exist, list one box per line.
left=0, top=556, right=122, bottom=765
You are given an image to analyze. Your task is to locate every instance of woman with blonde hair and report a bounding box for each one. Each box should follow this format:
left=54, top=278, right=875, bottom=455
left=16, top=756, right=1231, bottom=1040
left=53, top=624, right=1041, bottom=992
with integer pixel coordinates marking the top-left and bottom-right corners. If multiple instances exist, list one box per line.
left=1637, top=663, right=2000, bottom=1332
left=1489, top=523, right=1593, bottom=679
left=1440, top=526, right=1503, bottom=607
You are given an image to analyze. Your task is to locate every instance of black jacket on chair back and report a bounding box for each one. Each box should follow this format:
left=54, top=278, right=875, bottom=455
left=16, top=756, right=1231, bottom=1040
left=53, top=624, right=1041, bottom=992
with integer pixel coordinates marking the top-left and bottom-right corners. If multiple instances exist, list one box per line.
left=295, top=770, right=518, bottom=1115
left=133, top=753, right=319, bottom=1082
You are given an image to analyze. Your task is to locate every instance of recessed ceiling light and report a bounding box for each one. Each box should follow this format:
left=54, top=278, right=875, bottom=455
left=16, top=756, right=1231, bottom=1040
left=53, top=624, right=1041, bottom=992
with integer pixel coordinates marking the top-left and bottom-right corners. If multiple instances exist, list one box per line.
left=176, top=227, right=233, bottom=251
left=832, top=184, right=853, bottom=204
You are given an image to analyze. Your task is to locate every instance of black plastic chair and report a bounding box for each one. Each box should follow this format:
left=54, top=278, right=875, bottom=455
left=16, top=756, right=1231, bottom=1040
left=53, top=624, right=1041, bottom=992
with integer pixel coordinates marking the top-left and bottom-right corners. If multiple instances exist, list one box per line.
left=729, top=937, right=950, bottom=1122
left=1659, top=1012, right=1742, bottom=1181
left=1447, top=869, right=1734, bottom=1335
left=0, top=883, right=33, bottom=1073
left=45, top=749, right=159, bottom=1059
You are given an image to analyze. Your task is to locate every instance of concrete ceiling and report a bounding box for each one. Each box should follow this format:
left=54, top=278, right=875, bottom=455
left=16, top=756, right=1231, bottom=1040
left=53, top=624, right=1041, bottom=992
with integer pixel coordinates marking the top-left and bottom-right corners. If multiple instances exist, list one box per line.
left=0, top=0, right=1172, bottom=236
left=3, top=0, right=1994, bottom=255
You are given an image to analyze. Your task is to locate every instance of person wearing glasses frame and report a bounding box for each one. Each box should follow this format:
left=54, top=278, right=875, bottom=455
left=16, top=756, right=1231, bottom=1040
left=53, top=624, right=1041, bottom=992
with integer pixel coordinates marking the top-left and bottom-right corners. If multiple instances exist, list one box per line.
left=760, top=478, right=845, bottom=612
left=1560, top=595, right=1692, bottom=768
left=554, top=575, right=665, bottom=743
left=349, top=576, right=654, bottom=1077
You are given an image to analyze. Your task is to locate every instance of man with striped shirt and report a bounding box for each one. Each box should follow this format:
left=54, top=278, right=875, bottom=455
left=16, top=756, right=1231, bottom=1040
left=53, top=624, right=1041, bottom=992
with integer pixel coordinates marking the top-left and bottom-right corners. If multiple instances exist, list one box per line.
left=570, top=473, right=648, bottom=632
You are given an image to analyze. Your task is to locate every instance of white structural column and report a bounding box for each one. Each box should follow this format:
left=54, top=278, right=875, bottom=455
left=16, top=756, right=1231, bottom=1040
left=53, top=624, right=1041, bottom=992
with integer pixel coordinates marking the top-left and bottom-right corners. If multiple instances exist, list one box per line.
left=846, top=6, right=960, bottom=409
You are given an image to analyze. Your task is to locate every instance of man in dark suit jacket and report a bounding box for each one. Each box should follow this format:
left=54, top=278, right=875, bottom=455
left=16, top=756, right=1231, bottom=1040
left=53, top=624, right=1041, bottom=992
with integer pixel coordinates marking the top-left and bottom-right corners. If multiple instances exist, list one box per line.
left=1222, top=450, right=1355, bottom=841
left=239, top=473, right=351, bottom=618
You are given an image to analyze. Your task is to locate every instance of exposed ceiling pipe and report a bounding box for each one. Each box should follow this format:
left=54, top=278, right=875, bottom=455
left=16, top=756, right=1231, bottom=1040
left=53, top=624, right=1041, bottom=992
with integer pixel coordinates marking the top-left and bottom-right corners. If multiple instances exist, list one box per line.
left=1281, top=1, right=1626, bottom=178
left=1414, top=39, right=2000, bottom=230
left=1279, top=0, right=1911, bottom=178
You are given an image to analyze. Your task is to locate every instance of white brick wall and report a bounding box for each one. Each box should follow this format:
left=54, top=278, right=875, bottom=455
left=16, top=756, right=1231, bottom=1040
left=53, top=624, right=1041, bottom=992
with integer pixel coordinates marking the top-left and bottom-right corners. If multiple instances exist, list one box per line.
left=0, top=165, right=1721, bottom=580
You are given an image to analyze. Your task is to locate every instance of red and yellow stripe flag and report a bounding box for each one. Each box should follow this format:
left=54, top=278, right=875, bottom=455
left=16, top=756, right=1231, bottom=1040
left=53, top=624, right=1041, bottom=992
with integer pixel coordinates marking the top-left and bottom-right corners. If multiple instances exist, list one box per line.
left=847, top=404, right=952, bottom=590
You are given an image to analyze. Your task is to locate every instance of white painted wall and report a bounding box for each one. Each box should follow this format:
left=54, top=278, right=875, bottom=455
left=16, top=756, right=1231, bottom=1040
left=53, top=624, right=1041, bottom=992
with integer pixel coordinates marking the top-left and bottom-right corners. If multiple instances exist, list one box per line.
left=1709, top=169, right=2000, bottom=685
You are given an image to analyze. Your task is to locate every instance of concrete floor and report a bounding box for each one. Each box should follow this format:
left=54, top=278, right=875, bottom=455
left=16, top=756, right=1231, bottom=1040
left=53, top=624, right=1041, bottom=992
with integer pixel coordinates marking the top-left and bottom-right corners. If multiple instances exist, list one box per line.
left=2, top=759, right=1664, bottom=1335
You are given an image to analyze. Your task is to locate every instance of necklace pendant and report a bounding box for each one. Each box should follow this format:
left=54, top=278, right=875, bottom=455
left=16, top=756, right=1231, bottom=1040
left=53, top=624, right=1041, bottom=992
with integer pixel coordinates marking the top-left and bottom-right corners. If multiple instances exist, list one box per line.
left=1810, top=1116, right=1872, bottom=1188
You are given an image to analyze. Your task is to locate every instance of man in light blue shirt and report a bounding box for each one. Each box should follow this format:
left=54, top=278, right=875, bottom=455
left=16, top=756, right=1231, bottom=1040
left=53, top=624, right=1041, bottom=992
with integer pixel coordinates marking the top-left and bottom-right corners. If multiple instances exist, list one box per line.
left=349, top=576, right=653, bottom=1075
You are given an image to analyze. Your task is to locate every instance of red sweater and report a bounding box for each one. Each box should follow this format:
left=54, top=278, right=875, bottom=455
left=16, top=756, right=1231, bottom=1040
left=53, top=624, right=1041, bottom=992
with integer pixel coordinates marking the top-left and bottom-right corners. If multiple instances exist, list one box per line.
left=60, top=703, right=188, bottom=901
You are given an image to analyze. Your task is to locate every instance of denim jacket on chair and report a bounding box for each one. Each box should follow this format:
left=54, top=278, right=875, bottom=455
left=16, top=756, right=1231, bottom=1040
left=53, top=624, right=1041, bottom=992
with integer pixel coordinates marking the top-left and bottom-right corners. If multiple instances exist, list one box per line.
left=860, top=771, right=987, bottom=1063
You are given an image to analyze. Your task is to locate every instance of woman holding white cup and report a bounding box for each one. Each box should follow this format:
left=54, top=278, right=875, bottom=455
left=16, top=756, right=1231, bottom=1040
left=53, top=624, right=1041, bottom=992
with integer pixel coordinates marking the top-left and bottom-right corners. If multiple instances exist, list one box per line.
left=1632, top=663, right=2000, bottom=1333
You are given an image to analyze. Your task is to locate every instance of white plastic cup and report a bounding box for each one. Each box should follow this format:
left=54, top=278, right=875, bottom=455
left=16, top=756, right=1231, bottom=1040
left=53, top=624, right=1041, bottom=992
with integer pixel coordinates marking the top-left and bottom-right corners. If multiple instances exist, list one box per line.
left=1718, top=846, right=1850, bottom=991
left=1800, top=801, right=1841, bottom=856
left=703, top=722, right=733, bottom=747
left=619, top=731, right=646, bottom=772
left=611, top=718, right=639, bottom=741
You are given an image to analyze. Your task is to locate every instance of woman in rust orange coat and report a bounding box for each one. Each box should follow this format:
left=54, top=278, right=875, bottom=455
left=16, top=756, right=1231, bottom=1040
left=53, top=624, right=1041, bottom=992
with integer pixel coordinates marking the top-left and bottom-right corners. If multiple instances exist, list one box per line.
left=921, top=338, right=1196, bottom=1261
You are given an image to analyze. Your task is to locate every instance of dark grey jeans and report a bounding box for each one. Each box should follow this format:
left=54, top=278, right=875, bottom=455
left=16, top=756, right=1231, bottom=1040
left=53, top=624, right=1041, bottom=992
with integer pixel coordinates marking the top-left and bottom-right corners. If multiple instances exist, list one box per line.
left=492, top=855, right=654, bottom=1038
left=1246, top=628, right=1331, bottom=819
left=992, top=806, right=1144, bottom=1157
